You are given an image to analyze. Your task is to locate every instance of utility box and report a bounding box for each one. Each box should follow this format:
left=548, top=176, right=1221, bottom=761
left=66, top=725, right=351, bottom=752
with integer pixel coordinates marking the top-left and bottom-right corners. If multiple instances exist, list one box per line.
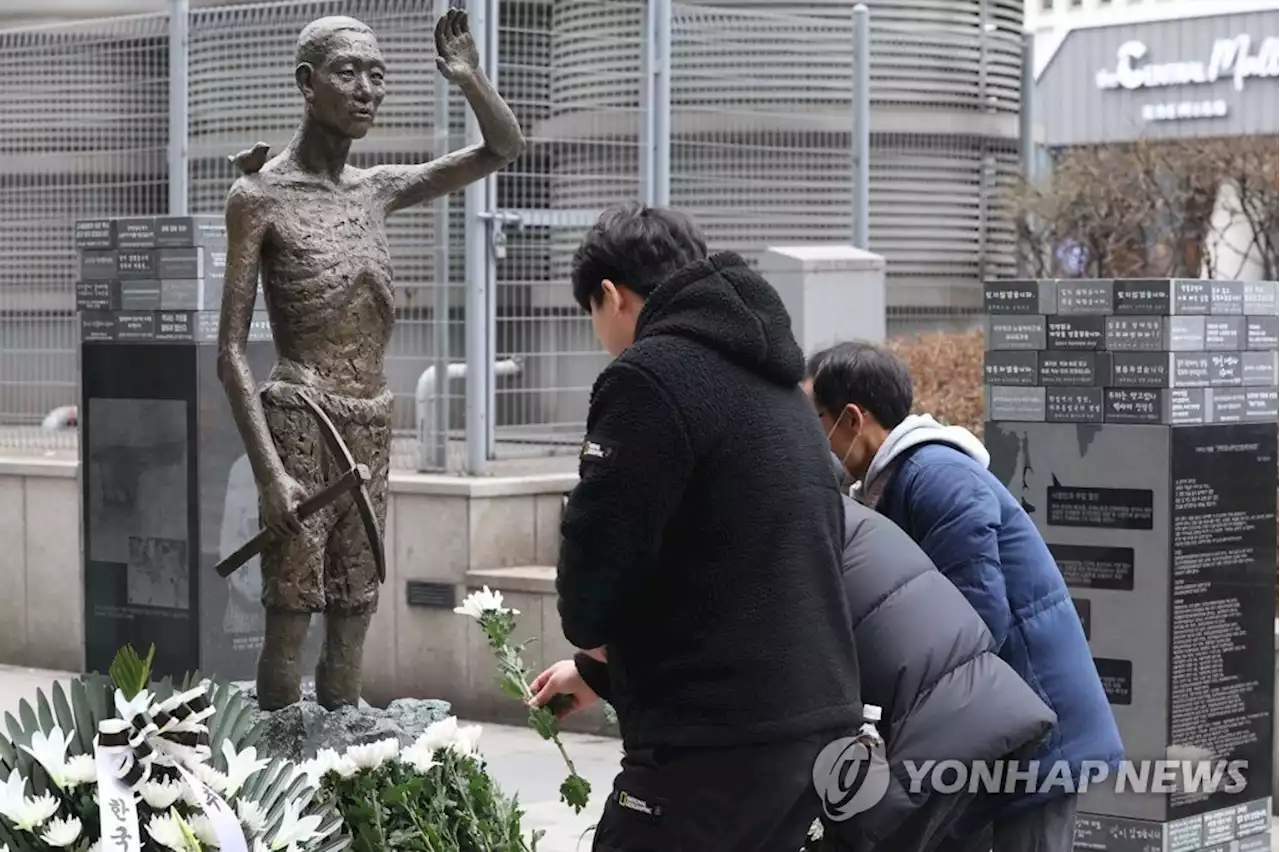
left=759, top=245, right=887, bottom=355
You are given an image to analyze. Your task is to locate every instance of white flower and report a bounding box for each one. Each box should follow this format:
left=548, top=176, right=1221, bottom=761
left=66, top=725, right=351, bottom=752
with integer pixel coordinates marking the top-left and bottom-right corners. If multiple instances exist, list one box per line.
left=266, top=797, right=323, bottom=850
left=63, top=755, right=97, bottom=788
left=344, top=738, right=399, bottom=771
left=0, top=769, right=27, bottom=811
left=237, top=798, right=268, bottom=835
left=299, top=748, right=356, bottom=788
left=179, top=779, right=205, bottom=810
left=40, top=814, right=81, bottom=847
left=221, top=740, right=270, bottom=797
left=140, top=777, right=184, bottom=811
left=453, top=585, right=518, bottom=619
left=415, top=716, right=460, bottom=753
left=399, top=742, right=439, bottom=775
left=146, top=808, right=201, bottom=852
left=19, top=726, right=74, bottom=789
left=0, top=791, right=60, bottom=831
left=188, top=814, right=219, bottom=847
left=194, top=762, right=231, bottom=795
left=808, top=818, right=824, bottom=841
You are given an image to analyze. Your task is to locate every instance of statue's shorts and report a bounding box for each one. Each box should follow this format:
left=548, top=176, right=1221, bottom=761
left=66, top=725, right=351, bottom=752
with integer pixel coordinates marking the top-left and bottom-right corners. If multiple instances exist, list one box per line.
left=258, top=379, right=393, bottom=615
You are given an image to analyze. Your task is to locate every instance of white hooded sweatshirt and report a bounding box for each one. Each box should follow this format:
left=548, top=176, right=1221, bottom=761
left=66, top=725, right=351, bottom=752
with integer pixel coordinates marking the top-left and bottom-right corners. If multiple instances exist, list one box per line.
left=851, top=414, right=990, bottom=506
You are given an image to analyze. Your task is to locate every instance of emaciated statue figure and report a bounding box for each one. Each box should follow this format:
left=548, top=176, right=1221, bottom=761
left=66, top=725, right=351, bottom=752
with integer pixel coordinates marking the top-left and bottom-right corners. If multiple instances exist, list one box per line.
left=217, top=8, right=524, bottom=711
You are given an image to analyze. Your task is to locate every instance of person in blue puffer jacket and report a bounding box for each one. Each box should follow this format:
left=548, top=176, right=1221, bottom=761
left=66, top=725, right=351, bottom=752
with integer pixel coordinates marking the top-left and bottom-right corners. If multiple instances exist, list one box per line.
left=803, top=341, right=1124, bottom=852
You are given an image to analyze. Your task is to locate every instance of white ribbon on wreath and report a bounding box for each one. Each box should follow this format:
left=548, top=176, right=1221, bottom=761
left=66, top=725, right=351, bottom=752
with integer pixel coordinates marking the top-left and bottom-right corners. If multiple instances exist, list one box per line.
left=94, top=683, right=248, bottom=852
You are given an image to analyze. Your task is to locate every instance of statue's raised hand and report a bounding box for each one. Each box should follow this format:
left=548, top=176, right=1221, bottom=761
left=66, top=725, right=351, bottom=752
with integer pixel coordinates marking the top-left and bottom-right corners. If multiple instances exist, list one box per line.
left=435, top=7, right=481, bottom=83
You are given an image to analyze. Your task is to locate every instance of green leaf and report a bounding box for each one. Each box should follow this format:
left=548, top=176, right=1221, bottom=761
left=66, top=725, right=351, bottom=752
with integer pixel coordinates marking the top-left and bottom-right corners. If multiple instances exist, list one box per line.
left=108, top=643, right=155, bottom=699
left=17, top=700, right=37, bottom=739
left=559, top=774, right=591, bottom=814
left=35, top=691, right=54, bottom=734
left=69, top=680, right=96, bottom=756
left=51, top=684, right=77, bottom=754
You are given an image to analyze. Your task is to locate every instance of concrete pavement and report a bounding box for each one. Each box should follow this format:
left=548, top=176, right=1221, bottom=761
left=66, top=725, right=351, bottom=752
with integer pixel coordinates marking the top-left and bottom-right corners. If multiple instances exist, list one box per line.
left=0, top=665, right=619, bottom=852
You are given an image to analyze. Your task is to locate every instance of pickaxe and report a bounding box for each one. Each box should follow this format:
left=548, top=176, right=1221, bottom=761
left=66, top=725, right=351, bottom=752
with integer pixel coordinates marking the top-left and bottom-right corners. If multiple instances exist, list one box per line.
left=214, top=391, right=386, bottom=582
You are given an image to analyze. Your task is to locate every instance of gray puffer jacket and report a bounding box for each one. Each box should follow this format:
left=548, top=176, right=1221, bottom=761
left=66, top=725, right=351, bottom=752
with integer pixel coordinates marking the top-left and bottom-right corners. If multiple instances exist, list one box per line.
left=832, top=496, right=1057, bottom=850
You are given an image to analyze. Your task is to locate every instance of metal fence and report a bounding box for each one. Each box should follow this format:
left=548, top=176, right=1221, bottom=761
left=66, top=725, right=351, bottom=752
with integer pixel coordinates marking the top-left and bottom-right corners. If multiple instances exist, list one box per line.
left=0, top=0, right=1027, bottom=473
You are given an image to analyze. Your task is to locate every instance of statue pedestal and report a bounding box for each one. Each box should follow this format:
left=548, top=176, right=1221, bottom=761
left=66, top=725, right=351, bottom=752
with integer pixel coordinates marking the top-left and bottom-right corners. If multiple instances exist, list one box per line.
left=76, top=215, right=320, bottom=682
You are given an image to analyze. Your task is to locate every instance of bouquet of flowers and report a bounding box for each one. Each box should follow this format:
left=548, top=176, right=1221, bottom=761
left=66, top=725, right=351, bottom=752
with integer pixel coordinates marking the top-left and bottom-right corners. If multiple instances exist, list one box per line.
left=299, top=716, right=539, bottom=851
left=0, top=645, right=346, bottom=852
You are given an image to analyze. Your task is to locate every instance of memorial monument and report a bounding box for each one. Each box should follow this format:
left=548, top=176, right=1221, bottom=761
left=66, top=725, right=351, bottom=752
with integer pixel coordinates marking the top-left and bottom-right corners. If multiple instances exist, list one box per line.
left=216, top=8, right=524, bottom=711
left=75, top=214, right=279, bottom=682
left=983, top=278, right=1276, bottom=851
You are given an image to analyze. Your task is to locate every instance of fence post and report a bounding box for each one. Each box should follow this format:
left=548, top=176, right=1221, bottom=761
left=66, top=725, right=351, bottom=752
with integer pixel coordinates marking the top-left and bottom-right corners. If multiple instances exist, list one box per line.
left=464, top=0, right=491, bottom=475
left=429, top=0, right=453, bottom=471
left=852, top=3, right=870, bottom=250
left=485, top=0, right=500, bottom=459
left=1018, top=29, right=1036, bottom=277
left=167, top=0, right=189, bottom=215
left=640, top=0, right=671, bottom=207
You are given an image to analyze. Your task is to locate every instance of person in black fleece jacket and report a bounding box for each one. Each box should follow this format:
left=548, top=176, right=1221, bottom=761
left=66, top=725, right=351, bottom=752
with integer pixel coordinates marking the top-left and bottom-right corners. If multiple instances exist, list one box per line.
left=529, top=203, right=863, bottom=852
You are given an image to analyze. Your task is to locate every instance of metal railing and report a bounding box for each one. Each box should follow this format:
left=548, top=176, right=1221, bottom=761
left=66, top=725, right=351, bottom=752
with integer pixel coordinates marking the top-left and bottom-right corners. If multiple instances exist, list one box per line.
left=0, top=0, right=1028, bottom=473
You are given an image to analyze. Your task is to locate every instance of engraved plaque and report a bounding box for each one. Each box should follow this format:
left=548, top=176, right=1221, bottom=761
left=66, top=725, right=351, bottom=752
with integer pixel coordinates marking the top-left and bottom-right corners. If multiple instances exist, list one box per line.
left=155, top=312, right=196, bottom=342
left=117, top=249, right=157, bottom=280
left=1172, top=279, right=1212, bottom=315
left=1167, top=316, right=1206, bottom=351
left=1207, top=352, right=1243, bottom=386
left=1047, top=315, right=1105, bottom=350
left=1167, top=388, right=1208, bottom=424
left=1246, top=316, right=1279, bottom=350
left=80, top=311, right=116, bottom=341
left=114, top=311, right=156, bottom=341
left=119, top=280, right=162, bottom=312
left=986, top=315, right=1047, bottom=350
left=74, top=219, right=115, bottom=250
left=1209, top=280, right=1243, bottom=315
left=1039, top=351, right=1100, bottom=386
left=983, top=279, right=1053, bottom=314
left=1109, top=352, right=1169, bottom=388
left=1204, top=316, right=1245, bottom=350
left=1055, top=279, right=1113, bottom=315
left=984, top=350, right=1039, bottom=386
left=1209, top=388, right=1248, bottom=422
left=1241, top=352, right=1277, bottom=386
left=1114, top=280, right=1171, bottom=315
left=76, top=280, right=116, bottom=312
left=1170, top=353, right=1211, bottom=387
left=80, top=250, right=118, bottom=281
left=1242, top=281, right=1278, bottom=315
left=115, top=218, right=158, bottom=249
left=1244, top=388, right=1279, bottom=421
left=985, top=385, right=1045, bottom=421
left=1105, top=316, right=1164, bottom=352
left=1104, top=388, right=1163, bottom=424
left=1045, top=386, right=1103, bottom=423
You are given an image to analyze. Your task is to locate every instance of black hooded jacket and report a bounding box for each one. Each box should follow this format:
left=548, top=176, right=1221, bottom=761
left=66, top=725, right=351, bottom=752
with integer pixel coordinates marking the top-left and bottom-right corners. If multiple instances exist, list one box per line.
left=557, top=251, right=862, bottom=750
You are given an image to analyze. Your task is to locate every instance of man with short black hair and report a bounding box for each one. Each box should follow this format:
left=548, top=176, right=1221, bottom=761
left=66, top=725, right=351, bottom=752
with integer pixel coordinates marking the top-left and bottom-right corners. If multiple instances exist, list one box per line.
left=803, top=340, right=1123, bottom=852
left=533, top=202, right=863, bottom=852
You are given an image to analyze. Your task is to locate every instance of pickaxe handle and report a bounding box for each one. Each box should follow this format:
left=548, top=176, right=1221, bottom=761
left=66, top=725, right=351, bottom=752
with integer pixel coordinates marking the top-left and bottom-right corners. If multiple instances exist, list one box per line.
left=214, top=466, right=365, bottom=578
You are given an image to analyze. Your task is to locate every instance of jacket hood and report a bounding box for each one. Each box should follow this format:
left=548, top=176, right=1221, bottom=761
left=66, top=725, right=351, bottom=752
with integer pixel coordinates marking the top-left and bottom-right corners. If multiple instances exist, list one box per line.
left=632, top=251, right=804, bottom=386
left=852, top=414, right=990, bottom=502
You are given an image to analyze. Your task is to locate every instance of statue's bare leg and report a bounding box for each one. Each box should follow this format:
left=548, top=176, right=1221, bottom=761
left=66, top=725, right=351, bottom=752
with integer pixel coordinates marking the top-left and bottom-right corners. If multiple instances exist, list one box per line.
left=314, top=387, right=392, bottom=710
left=258, top=610, right=313, bottom=710
left=256, top=383, right=334, bottom=710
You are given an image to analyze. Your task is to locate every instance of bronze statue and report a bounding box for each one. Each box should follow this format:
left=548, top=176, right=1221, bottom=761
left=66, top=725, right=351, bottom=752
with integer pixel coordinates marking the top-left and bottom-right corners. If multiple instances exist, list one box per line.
left=217, top=8, right=525, bottom=711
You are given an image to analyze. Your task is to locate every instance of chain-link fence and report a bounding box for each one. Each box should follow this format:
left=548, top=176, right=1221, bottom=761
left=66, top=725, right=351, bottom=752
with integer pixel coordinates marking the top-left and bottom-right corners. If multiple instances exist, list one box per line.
left=0, top=0, right=1027, bottom=471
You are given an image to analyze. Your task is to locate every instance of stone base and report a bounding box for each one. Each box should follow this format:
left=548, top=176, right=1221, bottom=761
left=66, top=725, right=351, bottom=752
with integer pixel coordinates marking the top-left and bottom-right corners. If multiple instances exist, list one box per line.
left=234, top=680, right=451, bottom=764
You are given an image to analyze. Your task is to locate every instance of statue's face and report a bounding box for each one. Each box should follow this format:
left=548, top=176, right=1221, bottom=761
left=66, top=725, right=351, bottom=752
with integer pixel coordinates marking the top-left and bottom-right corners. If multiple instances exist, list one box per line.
left=305, top=30, right=386, bottom=139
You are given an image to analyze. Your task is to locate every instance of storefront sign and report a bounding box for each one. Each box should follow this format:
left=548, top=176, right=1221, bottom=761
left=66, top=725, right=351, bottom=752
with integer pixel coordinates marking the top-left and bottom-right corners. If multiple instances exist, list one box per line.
left=1141, top=99, right=1229, bottom=122
left=1096, top=34, right=1279, bottom=93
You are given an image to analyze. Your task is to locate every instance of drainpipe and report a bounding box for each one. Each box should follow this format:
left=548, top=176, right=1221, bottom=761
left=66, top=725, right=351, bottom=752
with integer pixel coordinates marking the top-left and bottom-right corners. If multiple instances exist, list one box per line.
left=416, top=358, right=521, bottom=472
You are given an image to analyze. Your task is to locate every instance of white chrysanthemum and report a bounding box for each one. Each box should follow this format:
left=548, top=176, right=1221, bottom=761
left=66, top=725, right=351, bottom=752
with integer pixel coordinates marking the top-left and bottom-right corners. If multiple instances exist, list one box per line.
left=146, top=808, right=201, bottom=852
left=40, top=814, right=81, bottom=847
left=0, top=769, right=27, bottom=812
left=194, top=762, right=230, bottom=795
left=808, top=819, right=824, bottom=841
left=1, top=791, right=60, bottom=832
left=450, top=723, right=482, bottom=758
left=188, top=814, right=219, bottom=847
left=453, top=585, right=518, bottom=619
left=222, top=740, right=270, bottom=797
left=345, top=738, right=399, bottom=771
left=140, top=777, right=184, bottom=811
left=414, top=716, right=459, bottom=753
left=399, top=742, right=439, bottom=775
left=237, top=798, right=268, bottom=836
left=299, top=748, right=356, bottom=788
left=62, top=755, right=97, bottom=788
left=18, top=726, right=74, bottom=790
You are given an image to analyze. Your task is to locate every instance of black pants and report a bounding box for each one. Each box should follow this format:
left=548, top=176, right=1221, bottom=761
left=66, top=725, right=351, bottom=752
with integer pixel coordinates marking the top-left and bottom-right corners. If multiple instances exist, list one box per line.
left=592, top=729, right=847, bottom=852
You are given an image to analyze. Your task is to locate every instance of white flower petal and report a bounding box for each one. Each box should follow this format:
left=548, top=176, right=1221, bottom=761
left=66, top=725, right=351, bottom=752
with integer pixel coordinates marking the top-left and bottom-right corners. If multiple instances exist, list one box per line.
left=62, top=755, right=97, bottom=788
left=140, top=778, right=184, bottom=811
left=40, top=814, right=82, bottom=847
left=237, top=798, right=268, bottom=835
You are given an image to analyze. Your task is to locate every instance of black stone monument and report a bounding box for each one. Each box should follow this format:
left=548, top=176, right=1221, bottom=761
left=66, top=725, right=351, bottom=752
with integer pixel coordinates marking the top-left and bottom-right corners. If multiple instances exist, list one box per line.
left=983, top=278, right=1277, bottom=852
left=75, top=216, right=319, bottom=682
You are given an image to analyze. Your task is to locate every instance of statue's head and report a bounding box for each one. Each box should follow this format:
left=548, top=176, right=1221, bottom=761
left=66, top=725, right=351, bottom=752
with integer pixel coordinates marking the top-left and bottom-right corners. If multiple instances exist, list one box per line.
left=295, top=16, right=385, bottom=139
